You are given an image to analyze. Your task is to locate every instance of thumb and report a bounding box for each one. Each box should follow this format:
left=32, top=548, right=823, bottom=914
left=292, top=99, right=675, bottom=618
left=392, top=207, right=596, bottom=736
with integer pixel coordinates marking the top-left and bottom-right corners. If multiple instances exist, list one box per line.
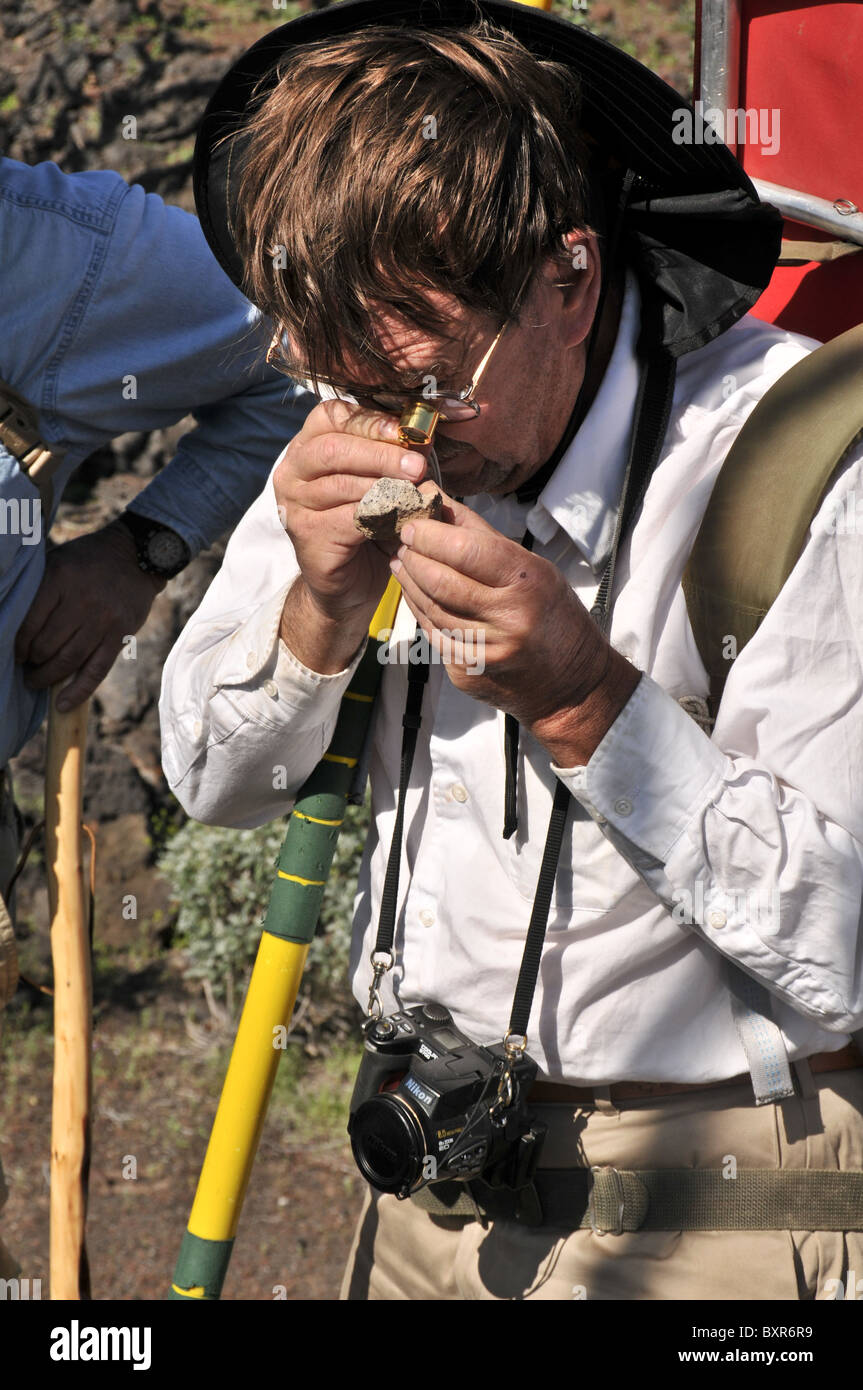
left=416, top=484, right=496, bottom=535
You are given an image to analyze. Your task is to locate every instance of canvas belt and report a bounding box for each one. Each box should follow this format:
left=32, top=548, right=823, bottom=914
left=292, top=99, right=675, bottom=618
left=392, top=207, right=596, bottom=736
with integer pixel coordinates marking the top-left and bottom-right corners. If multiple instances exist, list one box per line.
left=409, top=1049, right=863, bottom=1230
left=528, top=1041, right=862, bottom=1105
left=411, top=1165, right=863, bottom=1232
left=0, top=377, right=65, bottom=515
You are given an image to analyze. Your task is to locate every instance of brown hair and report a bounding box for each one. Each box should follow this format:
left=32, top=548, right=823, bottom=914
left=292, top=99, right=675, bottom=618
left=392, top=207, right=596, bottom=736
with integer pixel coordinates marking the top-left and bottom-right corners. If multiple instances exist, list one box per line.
left=232, top=19, right=593, bottom=391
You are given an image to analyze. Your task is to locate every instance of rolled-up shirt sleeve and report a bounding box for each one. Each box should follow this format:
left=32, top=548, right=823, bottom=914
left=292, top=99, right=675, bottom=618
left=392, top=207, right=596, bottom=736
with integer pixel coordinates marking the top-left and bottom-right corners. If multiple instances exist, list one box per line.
left=159, top=463, right=367, bottom=827
left=552, top=449, right=863, bottom=1034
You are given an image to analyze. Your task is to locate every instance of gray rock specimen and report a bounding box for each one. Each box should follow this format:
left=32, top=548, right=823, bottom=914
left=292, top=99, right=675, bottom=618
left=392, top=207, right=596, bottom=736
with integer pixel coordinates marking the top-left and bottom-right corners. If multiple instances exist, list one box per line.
left=354, top=477, right=443, bottom=545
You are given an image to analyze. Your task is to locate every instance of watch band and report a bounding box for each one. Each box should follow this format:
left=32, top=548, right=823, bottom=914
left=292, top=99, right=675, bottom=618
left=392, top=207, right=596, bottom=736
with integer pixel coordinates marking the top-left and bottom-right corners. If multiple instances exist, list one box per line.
left=116, top=511, right=191, bottom=579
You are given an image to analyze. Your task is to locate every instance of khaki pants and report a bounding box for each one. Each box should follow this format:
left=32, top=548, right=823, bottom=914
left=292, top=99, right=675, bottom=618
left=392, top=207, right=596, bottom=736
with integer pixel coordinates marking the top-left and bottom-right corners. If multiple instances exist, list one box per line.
left=341, top=1067, right=863, bottom=1300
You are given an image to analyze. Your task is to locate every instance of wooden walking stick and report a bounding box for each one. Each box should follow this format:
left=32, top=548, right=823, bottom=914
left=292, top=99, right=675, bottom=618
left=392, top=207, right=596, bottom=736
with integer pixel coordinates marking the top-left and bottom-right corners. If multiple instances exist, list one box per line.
left=45, top=685, right=91, bottom=1300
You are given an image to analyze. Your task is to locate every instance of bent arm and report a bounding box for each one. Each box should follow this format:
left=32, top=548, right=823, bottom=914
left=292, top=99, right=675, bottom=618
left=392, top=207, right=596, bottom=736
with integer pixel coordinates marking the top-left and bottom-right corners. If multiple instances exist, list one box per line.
left=554, top=451, right=863, bottom=1034
left=158, top=467, right=367, bottom=827
left=556, top=673, right=863, bottom=1032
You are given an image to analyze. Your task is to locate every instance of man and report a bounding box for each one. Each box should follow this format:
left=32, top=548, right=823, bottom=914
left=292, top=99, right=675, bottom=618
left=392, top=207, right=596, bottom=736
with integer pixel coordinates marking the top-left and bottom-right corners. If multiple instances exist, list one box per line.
left=160, top=1, right=863, bottom=1300
left=0, top=154, right=313, bottom=1279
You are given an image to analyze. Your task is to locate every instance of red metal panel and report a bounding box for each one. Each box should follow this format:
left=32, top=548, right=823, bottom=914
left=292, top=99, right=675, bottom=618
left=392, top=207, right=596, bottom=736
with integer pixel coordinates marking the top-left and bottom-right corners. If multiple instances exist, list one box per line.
left=697, top=0, right=863, bottom=338
left=740, top=0, right=862, bottom=208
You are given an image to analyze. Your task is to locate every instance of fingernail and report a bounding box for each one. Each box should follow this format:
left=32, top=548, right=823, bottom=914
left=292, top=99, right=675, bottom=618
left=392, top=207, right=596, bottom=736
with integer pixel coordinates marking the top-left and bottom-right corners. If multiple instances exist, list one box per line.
left=400, top=525, right=415, bottom=545
left=389, top=557, right=402, bottom=575
left=400, top=453, right=425, bottom=479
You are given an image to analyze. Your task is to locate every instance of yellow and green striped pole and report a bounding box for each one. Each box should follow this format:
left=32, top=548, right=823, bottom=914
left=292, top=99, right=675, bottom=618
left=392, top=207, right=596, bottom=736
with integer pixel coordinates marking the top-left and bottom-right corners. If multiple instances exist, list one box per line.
left=169, top=577, right=401, bottom=1300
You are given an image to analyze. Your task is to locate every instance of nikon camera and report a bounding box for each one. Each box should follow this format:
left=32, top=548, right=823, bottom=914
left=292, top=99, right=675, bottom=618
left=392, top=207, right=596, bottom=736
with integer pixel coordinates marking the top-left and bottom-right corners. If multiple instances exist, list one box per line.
left=348, top=1003, right=546, bottom=1200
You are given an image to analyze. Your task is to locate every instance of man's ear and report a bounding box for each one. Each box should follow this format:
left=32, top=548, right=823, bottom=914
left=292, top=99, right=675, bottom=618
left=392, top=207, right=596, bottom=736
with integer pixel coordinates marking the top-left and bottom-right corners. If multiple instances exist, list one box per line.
left=545, top=229, right=601, bottom=350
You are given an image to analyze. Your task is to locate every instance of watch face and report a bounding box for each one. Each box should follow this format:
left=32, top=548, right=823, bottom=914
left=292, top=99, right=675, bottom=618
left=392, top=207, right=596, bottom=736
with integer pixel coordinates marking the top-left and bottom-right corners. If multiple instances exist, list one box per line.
left=145, top=529, right=188, bottom=573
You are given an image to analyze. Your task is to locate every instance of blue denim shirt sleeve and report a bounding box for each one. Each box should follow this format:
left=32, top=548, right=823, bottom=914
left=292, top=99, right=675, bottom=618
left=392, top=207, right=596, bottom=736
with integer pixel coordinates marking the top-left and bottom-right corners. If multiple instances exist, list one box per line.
left=125, top=375, right=312, bottom=556
left=30, top=167, right=313, bottom=551
left=0, top=157, right=315, bottom=765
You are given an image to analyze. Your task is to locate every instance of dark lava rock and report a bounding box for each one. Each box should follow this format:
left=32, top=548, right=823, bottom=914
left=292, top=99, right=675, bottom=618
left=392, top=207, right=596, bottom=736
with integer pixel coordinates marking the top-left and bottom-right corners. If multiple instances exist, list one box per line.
left=354, top=478, right=443, bottom=546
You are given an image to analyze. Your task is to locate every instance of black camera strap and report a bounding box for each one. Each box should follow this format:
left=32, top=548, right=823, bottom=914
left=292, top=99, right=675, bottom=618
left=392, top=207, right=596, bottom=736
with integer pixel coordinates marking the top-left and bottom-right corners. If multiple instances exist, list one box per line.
left=504, top=343, right=675, bottom=1041
left=366, top=641, right=430, bottom=1017
left=368, top=333, right=677, bottom=1059
left=377, top=647, right=430, bottom=948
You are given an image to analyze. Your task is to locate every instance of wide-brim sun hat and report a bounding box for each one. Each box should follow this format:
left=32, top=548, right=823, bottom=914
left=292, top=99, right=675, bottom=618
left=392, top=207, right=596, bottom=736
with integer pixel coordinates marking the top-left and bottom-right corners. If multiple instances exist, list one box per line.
left=193, top=0, right=782, bottom=357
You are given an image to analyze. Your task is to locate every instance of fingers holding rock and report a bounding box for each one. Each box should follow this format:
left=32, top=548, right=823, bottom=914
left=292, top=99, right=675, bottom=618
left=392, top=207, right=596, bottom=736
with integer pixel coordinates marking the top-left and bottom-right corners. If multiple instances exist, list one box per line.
left=354, top=477, right=444, bottom=549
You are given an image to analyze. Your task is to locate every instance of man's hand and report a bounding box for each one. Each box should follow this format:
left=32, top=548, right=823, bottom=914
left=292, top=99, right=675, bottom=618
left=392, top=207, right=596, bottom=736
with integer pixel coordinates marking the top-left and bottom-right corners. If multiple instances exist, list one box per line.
left=390, top=495, right=641, bottom=764
left=274, top=397, right=428, bottom=672
left=14, top=522, right=164, bottom=712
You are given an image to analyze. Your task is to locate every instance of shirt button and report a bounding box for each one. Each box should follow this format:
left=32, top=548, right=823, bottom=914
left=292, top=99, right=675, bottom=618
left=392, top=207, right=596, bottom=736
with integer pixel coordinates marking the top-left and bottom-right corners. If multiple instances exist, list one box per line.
left=246, top=652, right=256, bottom=669
left=419, top=909, right=436, bottom=927
left=450, top=783, right=469, bottom=803
left=263, top=679, right=278, bottom=698
left=192, top=719, right=203, bottom=739
left=613, top=797, right=633, bottom=816
left=707, top=909, right=727, bottom=929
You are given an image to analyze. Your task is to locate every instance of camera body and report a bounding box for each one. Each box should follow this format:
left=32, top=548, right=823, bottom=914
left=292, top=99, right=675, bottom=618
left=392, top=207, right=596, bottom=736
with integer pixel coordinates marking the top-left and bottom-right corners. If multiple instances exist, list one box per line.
left=348, top=1002, right=546, bottom=1200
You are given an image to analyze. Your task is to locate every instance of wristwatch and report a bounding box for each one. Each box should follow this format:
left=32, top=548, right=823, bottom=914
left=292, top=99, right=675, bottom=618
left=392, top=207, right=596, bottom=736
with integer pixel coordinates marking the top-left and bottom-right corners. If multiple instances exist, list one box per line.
left=115, top=511, right=191, bottom=580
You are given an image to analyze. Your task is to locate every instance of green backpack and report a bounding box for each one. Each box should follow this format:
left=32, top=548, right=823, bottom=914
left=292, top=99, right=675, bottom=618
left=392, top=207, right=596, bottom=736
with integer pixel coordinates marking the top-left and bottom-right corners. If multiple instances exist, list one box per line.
left=683, top=323, right=863, bottom=719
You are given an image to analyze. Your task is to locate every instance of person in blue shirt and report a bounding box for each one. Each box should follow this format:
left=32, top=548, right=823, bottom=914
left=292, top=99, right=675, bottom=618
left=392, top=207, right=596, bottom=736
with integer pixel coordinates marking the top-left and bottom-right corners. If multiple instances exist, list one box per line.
left=0, top=156, right=312, bottom=1278
left=1, top=156, right=313, bottom=756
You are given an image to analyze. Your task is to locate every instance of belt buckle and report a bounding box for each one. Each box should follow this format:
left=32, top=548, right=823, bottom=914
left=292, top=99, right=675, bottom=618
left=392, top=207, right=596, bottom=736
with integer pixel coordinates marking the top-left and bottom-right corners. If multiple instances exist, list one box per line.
left=588, top=1165, right=625, bottom=1236
left=587, top=1165, right=649, bottom=1235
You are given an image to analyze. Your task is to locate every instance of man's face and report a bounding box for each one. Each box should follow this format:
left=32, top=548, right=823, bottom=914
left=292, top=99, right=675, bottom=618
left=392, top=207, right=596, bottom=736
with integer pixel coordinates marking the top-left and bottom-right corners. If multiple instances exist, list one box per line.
left=313, top=232, right=601, bottom=497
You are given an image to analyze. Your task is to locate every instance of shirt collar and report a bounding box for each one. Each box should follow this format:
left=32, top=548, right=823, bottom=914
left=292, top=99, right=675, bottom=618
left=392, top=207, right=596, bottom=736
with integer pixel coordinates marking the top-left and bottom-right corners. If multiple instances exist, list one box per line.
left=526, top=267, right=642, bottom=573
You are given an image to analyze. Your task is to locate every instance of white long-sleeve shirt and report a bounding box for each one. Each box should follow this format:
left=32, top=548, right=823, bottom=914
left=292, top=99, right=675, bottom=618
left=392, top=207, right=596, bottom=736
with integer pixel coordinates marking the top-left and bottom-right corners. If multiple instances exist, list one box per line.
left=158, top=272, right=863, bottom=1084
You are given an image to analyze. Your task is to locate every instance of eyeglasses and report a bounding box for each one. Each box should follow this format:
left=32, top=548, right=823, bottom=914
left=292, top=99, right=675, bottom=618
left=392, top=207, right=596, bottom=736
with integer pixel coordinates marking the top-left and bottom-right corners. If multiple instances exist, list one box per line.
left=265, top=270, right=532, bottom=443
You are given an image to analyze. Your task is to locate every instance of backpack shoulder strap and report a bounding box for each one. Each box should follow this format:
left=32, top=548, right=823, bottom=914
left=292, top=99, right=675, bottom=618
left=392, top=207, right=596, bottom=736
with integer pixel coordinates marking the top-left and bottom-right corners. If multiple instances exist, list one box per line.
left=682, top=323, right=863, bottom=719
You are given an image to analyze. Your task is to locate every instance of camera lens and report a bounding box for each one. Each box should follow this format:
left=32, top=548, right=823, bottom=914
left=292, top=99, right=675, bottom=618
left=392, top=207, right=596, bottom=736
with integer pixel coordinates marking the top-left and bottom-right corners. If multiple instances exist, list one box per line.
left=349, top=1095, right=427, bottom=1195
